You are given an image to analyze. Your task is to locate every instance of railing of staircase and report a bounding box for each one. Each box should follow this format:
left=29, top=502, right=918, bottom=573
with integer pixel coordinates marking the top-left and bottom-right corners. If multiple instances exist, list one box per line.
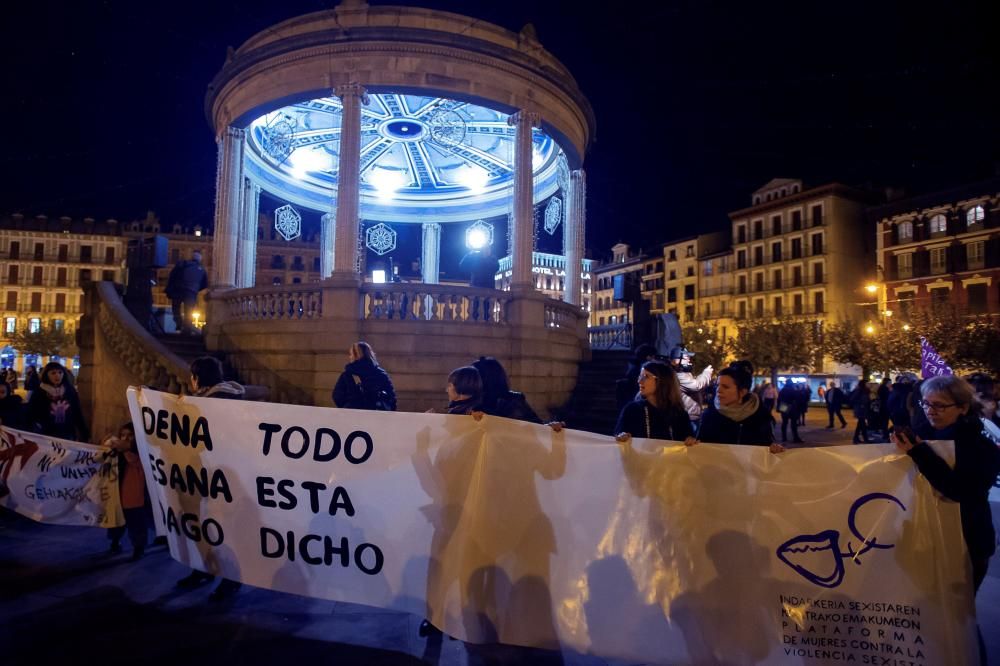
left=94, top=281, right=189, bottom=393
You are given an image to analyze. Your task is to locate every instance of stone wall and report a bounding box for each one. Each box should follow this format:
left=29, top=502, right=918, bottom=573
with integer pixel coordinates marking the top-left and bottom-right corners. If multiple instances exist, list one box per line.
left=206, top=280, right=588, bottom=420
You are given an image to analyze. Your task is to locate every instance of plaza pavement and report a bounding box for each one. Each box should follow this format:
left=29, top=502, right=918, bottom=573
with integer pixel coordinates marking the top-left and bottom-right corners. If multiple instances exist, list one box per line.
left=1, top=408, right=997, bottom=665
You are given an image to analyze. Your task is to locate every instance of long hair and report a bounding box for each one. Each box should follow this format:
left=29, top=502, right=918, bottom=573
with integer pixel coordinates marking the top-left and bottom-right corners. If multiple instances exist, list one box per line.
left=351, top=341, right=378, bottom=366
left=40, top=361, right=70, bottom=387
left=471, top=357, right=509, bottom=408
left=641, top=360, right=683, bottom=410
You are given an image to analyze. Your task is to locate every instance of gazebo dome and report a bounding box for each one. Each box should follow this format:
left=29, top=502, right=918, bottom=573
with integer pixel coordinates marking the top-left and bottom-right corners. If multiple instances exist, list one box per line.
left=206, top=1, right=594, bottom=224
left=243, top=94, right=562, bottom=222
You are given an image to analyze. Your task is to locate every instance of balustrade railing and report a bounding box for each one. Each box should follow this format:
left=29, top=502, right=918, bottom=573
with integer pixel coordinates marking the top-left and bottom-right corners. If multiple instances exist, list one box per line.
left=589, top=324, right=632, bottom=350
left=224, top=285, right=323, bottom=321
left=360, top=283, right=509, bottom=324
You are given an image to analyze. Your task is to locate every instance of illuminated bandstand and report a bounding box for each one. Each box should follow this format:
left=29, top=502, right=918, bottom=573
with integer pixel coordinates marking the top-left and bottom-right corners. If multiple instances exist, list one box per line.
left=201, top=0, right=596, bottom=413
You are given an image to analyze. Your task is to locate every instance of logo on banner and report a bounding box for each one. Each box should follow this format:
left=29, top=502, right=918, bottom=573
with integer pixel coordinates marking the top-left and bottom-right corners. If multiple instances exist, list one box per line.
left=776, top=493, right=906, bottom=588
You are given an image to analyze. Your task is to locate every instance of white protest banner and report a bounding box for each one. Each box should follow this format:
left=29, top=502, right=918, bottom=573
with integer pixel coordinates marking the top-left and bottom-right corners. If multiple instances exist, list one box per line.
left=0, top=426, right=123, bottom=528
left=128, top=387, right=978, bottom=665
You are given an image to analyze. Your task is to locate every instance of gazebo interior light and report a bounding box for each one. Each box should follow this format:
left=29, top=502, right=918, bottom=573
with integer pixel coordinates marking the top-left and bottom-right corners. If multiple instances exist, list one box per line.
left=367, top=167, right=408, bottom=198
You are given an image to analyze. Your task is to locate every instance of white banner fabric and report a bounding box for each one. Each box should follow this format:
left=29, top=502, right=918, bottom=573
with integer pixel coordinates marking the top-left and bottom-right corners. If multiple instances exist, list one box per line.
left=0, top=426, right=123, bottom=528
left=128, top=388, right=978, bottom=665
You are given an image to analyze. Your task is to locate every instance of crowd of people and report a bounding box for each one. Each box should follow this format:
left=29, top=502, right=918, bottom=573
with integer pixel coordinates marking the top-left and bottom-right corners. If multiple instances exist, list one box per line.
left=2, top=341, right=1000, bottom=615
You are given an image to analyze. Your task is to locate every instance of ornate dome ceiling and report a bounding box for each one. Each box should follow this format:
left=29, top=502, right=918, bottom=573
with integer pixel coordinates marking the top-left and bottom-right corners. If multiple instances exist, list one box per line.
left=244, top=93, right=564, bottom=223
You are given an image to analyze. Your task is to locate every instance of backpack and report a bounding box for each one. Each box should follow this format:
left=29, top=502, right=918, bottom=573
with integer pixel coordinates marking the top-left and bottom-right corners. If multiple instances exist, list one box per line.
left=354, top=375, right=394, bottom=411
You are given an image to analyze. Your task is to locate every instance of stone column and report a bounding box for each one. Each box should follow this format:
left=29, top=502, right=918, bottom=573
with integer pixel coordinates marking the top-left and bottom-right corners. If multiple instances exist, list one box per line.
left=333, top=83, right=366, bottom=274
left=320, top=211, right=336, bottom=278
left=563, top=169, right=586, bottom=305
left=509, top=111, right=539, bottom=289
left=211, top=126, right=245, bottom=287
left=421, top=222, right=441, bottom=284
left=235, top=178, right=261, bottom=288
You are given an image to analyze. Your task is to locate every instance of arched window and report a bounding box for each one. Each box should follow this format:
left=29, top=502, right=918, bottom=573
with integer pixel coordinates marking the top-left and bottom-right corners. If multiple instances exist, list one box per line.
left=929, top=214, right=947, bottom=235
left=897, top=221, right=913, bottom=242
left=966, top=205, right=984, bottom=226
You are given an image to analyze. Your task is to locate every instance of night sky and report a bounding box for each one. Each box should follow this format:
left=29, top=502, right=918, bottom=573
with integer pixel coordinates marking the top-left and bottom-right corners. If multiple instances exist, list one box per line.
left=3, top=0, right=998, bottom=258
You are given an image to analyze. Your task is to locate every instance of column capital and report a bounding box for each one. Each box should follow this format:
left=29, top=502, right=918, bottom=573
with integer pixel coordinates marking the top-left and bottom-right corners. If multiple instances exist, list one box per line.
left=334, top=83, right=368, bottom=103
left=421, top=221, right=442, bottom=231
left=507, top=110, right=541, bottom=128
left=221, top=126, right=246, bottom=141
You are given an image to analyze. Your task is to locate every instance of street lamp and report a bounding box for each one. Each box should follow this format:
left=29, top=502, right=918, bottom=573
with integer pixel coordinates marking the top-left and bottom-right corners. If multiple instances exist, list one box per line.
left=865, top=284, right=878, bottom=296
left=865, top=323, right=875, bottom=335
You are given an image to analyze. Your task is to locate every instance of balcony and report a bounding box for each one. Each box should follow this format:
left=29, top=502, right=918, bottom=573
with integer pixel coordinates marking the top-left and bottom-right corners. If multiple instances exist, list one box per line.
left=734, top=305, right=826, bottom=320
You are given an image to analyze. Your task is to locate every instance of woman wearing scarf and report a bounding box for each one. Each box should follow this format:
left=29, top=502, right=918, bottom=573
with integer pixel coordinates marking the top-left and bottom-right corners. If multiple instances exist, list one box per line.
left=27, top=362, right=89, bottom=442
left=696, top=367, right=783, bottom=453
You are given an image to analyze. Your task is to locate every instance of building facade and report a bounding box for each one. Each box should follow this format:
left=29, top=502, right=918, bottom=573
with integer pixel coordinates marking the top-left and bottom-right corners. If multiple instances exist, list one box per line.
left=873, top=178, right=1000, bottom=320
left=661, top=236, right=700, bottom=324
left=729, top=179, right=875, bottom=378
left=497, top=251, right=594, bottom=311
left=1, top=214, right=130, bottom=373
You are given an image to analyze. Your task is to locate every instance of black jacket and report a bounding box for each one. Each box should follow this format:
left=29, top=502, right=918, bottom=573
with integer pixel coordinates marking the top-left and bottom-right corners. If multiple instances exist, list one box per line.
left=615, top=399, right=693, bottom=441
left=332, top=358, right=397, bottom=411
left=166, top=260, right=208, bottom=299
left=909, top=417, right=1000, bottom=560
left=482, top=390, right=540, bottom=423
left=698, top=400, right=774, bottom=446
left=0, top=393, right=24, bottom=430
left=27, top=383, right=89, bottom=442
left=778, top=385, right=801, bottom=416
left=825, top=386, right=845, bottom=409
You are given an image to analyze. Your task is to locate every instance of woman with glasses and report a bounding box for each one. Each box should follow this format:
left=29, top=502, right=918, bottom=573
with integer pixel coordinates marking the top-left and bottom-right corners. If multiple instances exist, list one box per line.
left=614, top=360, right=696, bottom=445
left=893, top=375, right=1000, bottom=593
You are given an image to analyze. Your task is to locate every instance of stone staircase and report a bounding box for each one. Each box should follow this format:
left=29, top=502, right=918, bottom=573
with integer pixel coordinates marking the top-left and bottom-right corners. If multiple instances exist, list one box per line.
left=555, top=349, right=631, bottom=436
left=154, top=332, right=268, bottom=401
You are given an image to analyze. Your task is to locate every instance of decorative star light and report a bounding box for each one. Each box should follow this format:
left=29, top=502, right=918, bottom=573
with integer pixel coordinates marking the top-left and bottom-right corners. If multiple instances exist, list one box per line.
left=466, top=220, right=494, bottom=249
left=262, top=113, right=297, bottom=164
left=366, top=222, right=397, bottom=255
left=557, top=153, right=571, bottom=193
left=427, top=105, right=468, bottom=148
left=274, top=204, right=302, bottom=241
left=544, top=196, right=563, bottom=235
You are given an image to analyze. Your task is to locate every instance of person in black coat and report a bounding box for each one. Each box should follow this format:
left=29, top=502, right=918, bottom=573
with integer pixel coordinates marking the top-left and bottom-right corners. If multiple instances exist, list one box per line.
left=886, top=378, right=913, bottom=432
left=824, top=381, right=847, bottom=428
left=777, top=382, right=804, bottom=444
left=614, top=361, right=695, bottom=444
left=848, top=380, right=872, bottom=443
left=893, top=375, right=1000, bottom=594
left=471, top=356, right=540, bottom=423
left=0, top=382, right=23, bottom=429
left=697, top=367, right=782, bottom=451
left=26, top=362, right=89, bottom=442
left=332, top=342, right=397, bottom=411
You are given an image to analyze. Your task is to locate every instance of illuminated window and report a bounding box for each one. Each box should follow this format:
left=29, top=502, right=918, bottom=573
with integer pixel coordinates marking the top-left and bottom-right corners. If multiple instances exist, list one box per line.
left=897, top=252, right=913, bottom=278
left=29, top=318, right=41, bottom=333
left=966, top=205, right=984, bottom=226
left=4, top=317, right=15, bottom=334
left=897, top=221, right=913, bottom=242
left=930, top=247, right=947, bottom=274
left=929, top=214, right=947, bottom=235
left=967, top=241, right=984, bottom=269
